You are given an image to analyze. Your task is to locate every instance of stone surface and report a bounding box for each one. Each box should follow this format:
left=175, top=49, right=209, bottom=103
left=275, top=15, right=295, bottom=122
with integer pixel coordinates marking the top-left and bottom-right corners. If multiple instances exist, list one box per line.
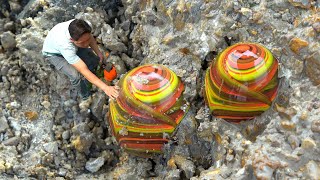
left=301, top=137, right=317, bottom=149
left=305, top=52, right=320, bottom=85
left=90, top=92, right=106, bottom=120
left=85, top=157, right=105, bottom=173
left=24, top=111, right=38, bottom=121
left=305, top=161, right=320, bottom=180
left=0, top=31, right=16, bottom=50
left=288, top=0, right=312, bottom=8
left=2, top=137, right=20, bottom=146
left=289, top=37, right=308, bottom=54
left=173, top=155, right=196, bottom=179
left=43, top=141, right=59, bottom=154
left=311, top=120, right=320, bottom=133
left=0, top=116, right=9, bottom=133
left=0, top=0, right=320, bottom=179
left=99, top=23, right=127, bottom=53
left=312, top=22, right=320, bottom=33
left=72, top=134, right=93, bottom=153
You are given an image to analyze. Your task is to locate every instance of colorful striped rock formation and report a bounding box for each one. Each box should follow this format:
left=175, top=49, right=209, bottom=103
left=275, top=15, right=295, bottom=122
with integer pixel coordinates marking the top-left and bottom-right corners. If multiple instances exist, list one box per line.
left=204, top=43, right=279, bottom=123
left=108, top=64, right=189, bottom=156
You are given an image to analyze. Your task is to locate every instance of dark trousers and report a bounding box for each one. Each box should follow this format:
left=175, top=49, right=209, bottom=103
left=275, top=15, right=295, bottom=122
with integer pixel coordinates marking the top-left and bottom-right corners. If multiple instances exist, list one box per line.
left=45, top=48, right=99, bottom=99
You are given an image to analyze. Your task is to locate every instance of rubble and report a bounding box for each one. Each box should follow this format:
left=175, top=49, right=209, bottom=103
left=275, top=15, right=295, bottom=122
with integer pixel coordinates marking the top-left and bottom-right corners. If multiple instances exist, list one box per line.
left=0, top=0, right=319, bottom=179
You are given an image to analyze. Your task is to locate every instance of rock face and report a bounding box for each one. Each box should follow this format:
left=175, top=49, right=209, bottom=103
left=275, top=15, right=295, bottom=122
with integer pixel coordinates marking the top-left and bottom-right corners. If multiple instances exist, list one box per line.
left=0, top=0, right=319, bottom=179
left=85, top=157, right=105, bottom=173
left=0, top=116, right=9, bottom=133
left=306, top=52, right=320, bottom=85
left=0, top=31, right=16, bottom=50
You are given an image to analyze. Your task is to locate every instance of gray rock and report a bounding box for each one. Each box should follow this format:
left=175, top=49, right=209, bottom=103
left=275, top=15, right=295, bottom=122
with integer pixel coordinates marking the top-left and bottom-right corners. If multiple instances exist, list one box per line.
left=43, top=141, right=59, bottom=154
left=288, top=0, right=312, bottom=8
left=0, top=0, right=318, bottom=179
left=311, top=120, right=320, bottom=133
left=226, top=153, right=235, bottom=162
left=114, top=19, right=129, bottom=44
left=0, top=65, right=9, bottom=77
left=306, top=52, right=320, bottom=85
left=90, top=92, right=106, bottom=120
left=108, top=55, right=127, bottom=79
left=197, top=166, right=231, bottom=180
left=305, top=161, right=320, bottom=180
left=165, top=169, right=181, bottom=180
left=0, top=19, right=5, bottom=33
left=281, top=12, right=293, bottom=22
left=10, top=118, right=21, bottom=133
left=0, top=31, right=16, bottom=50
left=312, top=22, right=320, bottom=33
left=173, top=155, right=195, bottom=179
left=287, top=135, right=300, bottom=149
left=120, top=20, right=131, bottom=31
left=72, top=134, right=94, bottom=153
left=58, top=168, right=68, bottom=177
left=72, top=122, right=90, bottom=135
left=4, top=21, right=14, bottom=32
left=99, top=23, right=127, bottom=53
left=63, top=100, right=77, bottom=107
left=221, top=168, right=233, bottom=178
left=267, top=0, right=292, bottom=11
left=18, top=0, right=47, bottom=19
left=2, top=136, right=20, bottom=146
left=85, top=157, right=105, bottom=173
left=0, top=116, right=9, bottom=133
left=8, top=0, right=22, bottom=13
left=121, top=53, right=140, bottom=69
left=62, top=130, right=70, bottom=140
left=55, top=109, right=67, bottom=123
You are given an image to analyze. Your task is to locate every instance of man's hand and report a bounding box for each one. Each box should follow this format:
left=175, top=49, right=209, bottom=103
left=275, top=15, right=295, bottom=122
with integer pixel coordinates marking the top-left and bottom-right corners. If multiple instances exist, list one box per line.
left=103, top=85, right=120, bottom=100
left=72, top=59, right=120, bottom=100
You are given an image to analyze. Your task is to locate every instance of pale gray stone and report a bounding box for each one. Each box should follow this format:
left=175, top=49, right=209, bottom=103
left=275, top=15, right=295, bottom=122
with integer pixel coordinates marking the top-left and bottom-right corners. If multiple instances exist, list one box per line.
left=0, top=116, right=9, bottom=133
left=85, top=157, right=105, bottom=173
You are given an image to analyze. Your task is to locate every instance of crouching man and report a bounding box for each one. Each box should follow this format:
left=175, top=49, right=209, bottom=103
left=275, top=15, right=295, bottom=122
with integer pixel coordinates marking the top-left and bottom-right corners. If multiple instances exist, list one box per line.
left=42, top=19, right=119, bottom=100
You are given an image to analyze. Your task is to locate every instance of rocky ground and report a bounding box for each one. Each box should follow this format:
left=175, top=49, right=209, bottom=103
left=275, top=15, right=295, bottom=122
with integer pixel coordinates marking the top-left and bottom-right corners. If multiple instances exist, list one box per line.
left=0, top=0, right=319, bottom=179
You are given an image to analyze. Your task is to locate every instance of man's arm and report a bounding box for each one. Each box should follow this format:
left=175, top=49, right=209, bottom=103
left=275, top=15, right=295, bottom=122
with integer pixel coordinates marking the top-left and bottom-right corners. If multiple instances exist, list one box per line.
left=72, top=59, right=119, bottom=99
left=89, top=35, right=104, bottom=61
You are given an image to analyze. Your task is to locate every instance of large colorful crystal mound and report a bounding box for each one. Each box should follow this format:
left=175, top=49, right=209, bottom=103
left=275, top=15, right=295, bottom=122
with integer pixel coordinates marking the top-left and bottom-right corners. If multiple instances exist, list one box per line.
left=108, top=64, right=189, bottom=156
left=204, top=43, right=279, bottom=123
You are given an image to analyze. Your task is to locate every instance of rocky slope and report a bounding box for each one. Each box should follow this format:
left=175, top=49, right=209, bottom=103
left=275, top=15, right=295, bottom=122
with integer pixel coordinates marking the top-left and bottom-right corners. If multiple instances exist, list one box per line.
left=0, top=0, right=319, bottom=179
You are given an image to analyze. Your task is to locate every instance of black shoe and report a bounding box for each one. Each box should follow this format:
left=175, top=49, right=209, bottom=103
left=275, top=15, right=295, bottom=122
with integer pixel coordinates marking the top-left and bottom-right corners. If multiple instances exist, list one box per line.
left=80, top=79, right=91, bottom=100
left=81, top=94, right=91, bottom=101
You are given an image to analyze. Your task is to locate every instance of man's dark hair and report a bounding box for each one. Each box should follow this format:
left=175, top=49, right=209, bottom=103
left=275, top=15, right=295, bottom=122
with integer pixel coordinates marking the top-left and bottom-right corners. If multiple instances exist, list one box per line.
left=68, top=19, right=92, bottom=40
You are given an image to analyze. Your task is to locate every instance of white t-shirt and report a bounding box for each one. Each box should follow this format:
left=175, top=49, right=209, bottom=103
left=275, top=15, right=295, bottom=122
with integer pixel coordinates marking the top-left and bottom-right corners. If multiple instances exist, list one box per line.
left=42, top=19, right=80, bottom=64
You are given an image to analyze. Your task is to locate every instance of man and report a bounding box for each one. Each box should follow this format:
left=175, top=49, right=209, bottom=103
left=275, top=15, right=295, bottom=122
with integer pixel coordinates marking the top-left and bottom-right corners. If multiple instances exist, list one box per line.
left=42, top=19, right=119, bottom=100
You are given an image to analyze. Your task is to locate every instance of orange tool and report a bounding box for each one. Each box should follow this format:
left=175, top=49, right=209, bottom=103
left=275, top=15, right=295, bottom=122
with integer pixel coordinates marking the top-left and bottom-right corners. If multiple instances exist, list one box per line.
left=102, top=52, right=117, bottom=82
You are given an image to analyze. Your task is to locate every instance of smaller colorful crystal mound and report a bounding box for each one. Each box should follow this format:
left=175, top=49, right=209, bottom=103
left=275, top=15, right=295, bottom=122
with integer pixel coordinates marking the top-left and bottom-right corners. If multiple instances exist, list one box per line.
left=108, top=64, right=189, bottom=156
left=204, top=43, right=279, bottom=123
